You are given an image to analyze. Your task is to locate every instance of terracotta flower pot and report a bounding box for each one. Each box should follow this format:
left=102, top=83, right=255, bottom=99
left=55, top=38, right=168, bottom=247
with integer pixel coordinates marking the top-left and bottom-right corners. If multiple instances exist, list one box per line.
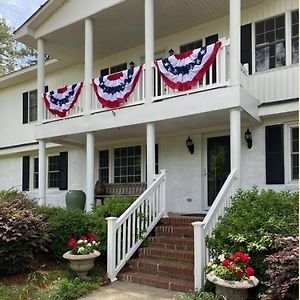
left=206, top=272, right=259, bottom=300
left=63, top=250, right=100, bottom=279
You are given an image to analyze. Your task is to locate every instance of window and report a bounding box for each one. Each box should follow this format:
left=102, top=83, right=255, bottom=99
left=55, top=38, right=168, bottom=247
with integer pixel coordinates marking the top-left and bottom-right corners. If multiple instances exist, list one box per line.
left=180, top=40, right=202, bottom=53
left=255, top=15, right=286, bottom=72
left=101, top=62, right=127, bottom=76
left=48, top=155, right=60, bottom=188
left=291, top=10, right=299, bottom=64
left=290, top=126, right=299, bottom=180
left=99, top=150, right=109, bottom=183
left=22, top=89, right=37, bottom=123
left=33, top=158, right=39, bottom=189
left=114, top=146, right=141, bottom=183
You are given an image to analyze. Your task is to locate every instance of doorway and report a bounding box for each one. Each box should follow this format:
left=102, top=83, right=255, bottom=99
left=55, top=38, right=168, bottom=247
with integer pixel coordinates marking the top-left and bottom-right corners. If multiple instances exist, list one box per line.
left=206, top=135, right=230, bottom=206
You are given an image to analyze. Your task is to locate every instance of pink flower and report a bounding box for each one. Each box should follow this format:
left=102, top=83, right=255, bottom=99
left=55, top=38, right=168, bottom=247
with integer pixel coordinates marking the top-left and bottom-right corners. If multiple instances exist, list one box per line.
left=233, top=251, right=250, bottom=263
left=68, top=238, right=76, bottom=249
left=244, top=266, right=254, bottom=277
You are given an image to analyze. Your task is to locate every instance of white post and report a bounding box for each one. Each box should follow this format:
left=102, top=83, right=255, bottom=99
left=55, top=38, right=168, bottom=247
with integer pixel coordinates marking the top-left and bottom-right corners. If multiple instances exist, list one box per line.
left=86, top=132, right=94, bottom=211
left=160, top=169, right=167, bottom=216
left=145, top=0, right=154, bottom=103
left=38, top=140, right=46, bottom=205
left=146, top=122, right=155, bottom=187
left=106, top=217, right=118, bottom=282
left=37, top=38, right=45, bottom=123
left=230, top=108, right=241, bottom=182
left=192, top=221, right=206, bottom=291
left=84, top=18, right=93, bottom=114
left=229, top=0, right=241, bottom=86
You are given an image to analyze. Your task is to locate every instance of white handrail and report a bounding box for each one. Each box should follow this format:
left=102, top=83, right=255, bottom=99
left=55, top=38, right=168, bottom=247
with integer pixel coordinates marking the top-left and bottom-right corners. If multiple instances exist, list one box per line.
left=193, top=168, right=238, bottom=291
left=106, top=169, right=167, bottom=281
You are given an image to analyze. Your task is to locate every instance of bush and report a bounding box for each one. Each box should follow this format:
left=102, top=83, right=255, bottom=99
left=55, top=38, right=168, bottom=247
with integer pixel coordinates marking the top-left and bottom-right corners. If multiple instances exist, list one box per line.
left=0, top=194, right=50, bottom=275
left=0, top=189, right=20, bottom=202
left=261, top=235, right=298, bottom=300
left=206, top=188, right=298, bottom=280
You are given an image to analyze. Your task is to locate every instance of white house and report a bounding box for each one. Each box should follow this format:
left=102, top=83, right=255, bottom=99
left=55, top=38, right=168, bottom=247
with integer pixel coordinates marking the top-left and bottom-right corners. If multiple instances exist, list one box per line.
left=0, top=0, right=298, bottom=292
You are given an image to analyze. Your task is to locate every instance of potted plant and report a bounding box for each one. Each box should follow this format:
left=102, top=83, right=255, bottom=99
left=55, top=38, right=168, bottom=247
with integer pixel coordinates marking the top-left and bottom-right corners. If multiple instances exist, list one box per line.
left=206, top=252, right=259, bottom=300
left=63, top=232, right=100, bottom=279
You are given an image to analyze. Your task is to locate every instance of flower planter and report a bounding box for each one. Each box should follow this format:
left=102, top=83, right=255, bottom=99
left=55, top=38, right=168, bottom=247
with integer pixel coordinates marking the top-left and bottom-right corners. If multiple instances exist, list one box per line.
left=207, top=272, right=259, bottom=300
left=63, top=250, right=100, bottom=279
left=65, top=190, right=86, bottom=211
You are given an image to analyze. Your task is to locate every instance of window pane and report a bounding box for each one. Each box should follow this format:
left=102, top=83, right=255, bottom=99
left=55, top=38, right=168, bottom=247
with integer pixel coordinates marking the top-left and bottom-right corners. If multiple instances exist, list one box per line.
left=275, top=15, right=285, bottom=29
left=266, top=18, right=274, bottom=31
left=276, top=28, right=285, bottom=41
left=275, top=42, right=286, bottom=67
left=292, top=10, right=299, bottom=26
left=256, top=33, right=265, bottom=45
left=29, top=90, right=37, bottom=122
left=256, top=46, right=269, bottom=71
left=48, top=156, right=60, bottom=188
left=256, top=21, right=264, bottom=35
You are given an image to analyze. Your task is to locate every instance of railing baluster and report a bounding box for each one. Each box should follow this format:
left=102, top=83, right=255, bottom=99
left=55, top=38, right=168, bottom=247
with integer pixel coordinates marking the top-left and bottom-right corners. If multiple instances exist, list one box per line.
left=132, top=210, right=136, bottom=245
left=117, top=227, right=121, bottom=265
left=122, top=221, right=126, bottom=260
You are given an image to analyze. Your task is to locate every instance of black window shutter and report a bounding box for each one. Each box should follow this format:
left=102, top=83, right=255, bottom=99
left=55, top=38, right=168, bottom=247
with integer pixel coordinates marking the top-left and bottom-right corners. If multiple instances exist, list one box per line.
left=44, top=86, right=48, bottom=93
left=265, top=125, right=284, bottom=184
left=205, top=34, right=218, bottom=84
left=59, top=152, right=68, bottom=190
left=22, top=92, right=28, bottom=124
left=22, top=156, right=30, bottom=191
left=241, top=23, right=252, bottom=75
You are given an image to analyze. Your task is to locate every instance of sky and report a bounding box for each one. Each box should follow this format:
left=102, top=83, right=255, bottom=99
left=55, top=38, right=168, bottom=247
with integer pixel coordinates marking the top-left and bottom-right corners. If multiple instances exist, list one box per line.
left=0, top=0, right=47, bottom=30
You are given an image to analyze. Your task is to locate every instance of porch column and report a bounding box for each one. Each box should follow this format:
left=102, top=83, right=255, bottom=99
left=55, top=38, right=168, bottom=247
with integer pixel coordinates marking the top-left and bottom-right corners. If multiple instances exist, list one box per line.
left=145, top=0, right=154, bottom=103
left=230, top=109, right=241, bottom=181
left=229, top=0, right=241, bottom=86
left=146, top=123, right=155, bottom=187
left=86, top=132, right=94, bottom=211
left=37, top=38, right=45, bottom=123
left=84, top=18, right=93, bottom=115
left=38, top=140, right=46, bottom=205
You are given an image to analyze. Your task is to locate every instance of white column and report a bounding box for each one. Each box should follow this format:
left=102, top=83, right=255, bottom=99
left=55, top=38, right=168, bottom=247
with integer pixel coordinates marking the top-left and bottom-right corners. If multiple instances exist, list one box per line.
left=38, top=140, right=46, bottom=205
left=84, top=18, right=93, bottom=114
left=229, top=0, right=241, bottom=86
left=230, top=109, right=241, bottom=181
left=37, top=38, right=45, bottom=123
left=146, top=123, right=155, bottom=187
left=145, top=0, right=154, bottom=103
left=86, top=132, right=94, bottom=211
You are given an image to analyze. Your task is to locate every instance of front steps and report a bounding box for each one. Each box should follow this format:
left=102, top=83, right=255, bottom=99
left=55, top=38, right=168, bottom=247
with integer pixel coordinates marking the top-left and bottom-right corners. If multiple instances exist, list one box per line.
left=118, top=215, right=205, bottom=292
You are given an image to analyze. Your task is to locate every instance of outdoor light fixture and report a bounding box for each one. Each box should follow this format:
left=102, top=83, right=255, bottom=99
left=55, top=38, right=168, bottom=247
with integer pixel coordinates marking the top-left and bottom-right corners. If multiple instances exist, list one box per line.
left=245, top=128, right=252, bottom=149
left=186, top=136, right=194, bottom=154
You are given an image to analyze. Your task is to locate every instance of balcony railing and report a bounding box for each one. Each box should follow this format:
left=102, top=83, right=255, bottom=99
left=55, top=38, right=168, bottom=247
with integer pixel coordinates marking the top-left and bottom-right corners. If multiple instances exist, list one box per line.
left=42, top=38, right=230, bottom=122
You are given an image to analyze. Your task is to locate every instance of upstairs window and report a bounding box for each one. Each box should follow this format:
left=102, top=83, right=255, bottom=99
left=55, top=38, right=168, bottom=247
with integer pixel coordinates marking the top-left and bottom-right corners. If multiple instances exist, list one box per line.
left=255, top=15, right=286, bottom=72
left=22, top=89, right=37, bottom=123
left=100, top=62, right=127, bottom=76
left=180, top=40, right=202, bottom=53
left=291, top=10, right=299, bottom=64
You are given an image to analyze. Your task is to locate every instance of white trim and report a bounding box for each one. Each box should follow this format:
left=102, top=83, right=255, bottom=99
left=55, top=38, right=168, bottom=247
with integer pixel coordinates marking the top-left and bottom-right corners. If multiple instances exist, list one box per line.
left=285, top=10, right=292, bottom=66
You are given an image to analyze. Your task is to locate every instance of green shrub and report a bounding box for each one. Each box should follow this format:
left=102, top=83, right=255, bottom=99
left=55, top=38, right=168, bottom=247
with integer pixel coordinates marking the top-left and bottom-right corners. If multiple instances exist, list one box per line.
left=206, top=188, right=298, bottom=281
left=0, top=189, right=20, bottom=202
left=0, top=194, right=50, bottom=275
left=176, top=292, right=224, bottom=300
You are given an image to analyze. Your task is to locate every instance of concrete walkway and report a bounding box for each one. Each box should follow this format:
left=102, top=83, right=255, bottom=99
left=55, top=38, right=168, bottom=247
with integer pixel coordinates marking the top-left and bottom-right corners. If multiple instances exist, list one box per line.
left=80, top=281, right=183, bottom=300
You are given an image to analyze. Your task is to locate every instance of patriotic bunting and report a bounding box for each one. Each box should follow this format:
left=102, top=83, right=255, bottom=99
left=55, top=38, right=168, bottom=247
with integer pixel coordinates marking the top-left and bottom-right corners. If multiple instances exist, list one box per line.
left=43, top=82, right=83, bottom=117
left=154, top=41, right=221, bottom=91
left=92, top=65, right=142, bottom=108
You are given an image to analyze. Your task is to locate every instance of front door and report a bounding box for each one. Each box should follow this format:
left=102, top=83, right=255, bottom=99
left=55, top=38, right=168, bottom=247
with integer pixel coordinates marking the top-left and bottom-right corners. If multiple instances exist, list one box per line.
left=207, top=136, right=230, bottom=206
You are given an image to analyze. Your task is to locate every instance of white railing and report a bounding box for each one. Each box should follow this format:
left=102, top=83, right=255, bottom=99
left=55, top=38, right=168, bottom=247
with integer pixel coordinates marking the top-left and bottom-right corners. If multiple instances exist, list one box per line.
left=240, top=63, right=249, bottom=90
left=91, top=67, right=146, bottom=112
left=106, top=169, right=167, bottom=281
left=153, top=38, right=230, bottom=101
left=192, top=168, right=238, bottom=291
left=43, top=87, right=85, bottom=122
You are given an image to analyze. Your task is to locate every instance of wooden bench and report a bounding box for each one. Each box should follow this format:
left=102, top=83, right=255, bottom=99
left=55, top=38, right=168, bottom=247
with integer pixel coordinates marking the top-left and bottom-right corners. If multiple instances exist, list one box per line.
left=94, top=182, right=147, bottom=205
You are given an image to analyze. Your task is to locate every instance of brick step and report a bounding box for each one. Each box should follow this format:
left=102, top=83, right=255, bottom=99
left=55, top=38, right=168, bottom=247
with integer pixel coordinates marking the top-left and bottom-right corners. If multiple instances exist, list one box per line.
left=138, top=247, right=194, bottom=262
left=155, top=225, right=194, bottom=237
left=119, top=271, right=194, bottom=292
left=128, top=257, right=194, bottom=280
left=148, top=235, right=194, bottom=251
left=160, top=216, right=205, bottom=226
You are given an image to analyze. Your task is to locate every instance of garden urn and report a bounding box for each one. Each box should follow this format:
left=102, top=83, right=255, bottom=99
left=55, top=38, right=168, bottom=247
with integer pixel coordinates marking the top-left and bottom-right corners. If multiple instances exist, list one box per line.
left=65, top=190, right=86, bottom=211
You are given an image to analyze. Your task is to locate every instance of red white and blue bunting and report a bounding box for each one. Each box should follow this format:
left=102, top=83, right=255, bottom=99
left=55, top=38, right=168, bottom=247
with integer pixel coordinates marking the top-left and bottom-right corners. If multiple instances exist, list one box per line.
left=92, top=65, right=142, bottom=108
left=154, top=41, right=221, bottom=91
left=43, top=82, right=83, bottom=117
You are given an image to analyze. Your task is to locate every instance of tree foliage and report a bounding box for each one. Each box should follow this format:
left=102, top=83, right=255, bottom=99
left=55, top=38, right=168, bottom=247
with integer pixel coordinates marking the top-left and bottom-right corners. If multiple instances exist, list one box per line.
left=0, top=18, right=37, bottom=76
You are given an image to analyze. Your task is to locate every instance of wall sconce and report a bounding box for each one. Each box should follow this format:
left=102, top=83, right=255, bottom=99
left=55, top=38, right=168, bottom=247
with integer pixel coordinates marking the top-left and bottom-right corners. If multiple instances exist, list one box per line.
left=245, top=128, right=252, bottom=149
left=186, top=136, right=194, bottom=154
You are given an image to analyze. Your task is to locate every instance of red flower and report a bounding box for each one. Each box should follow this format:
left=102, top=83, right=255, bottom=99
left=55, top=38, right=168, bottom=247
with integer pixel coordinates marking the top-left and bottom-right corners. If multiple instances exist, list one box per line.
left=244, top=266, right=254, bottom=277
left=222, top=259, right=231, bottom=267
left=233, top=251, right=250, bottom=263
left=68, top=238, right=76, bottom=249
left=80, top=235, right=87, bottom=241
left=236, top=269, right=243, bottom=277
left=87, top=232, right=96, bottom=241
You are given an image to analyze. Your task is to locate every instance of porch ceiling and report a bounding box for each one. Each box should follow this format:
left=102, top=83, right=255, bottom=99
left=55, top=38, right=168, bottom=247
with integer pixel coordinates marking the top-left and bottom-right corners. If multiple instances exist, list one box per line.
left=49, top=109, right=256, bottom=147
left=40, top=0, right=260, bottom=64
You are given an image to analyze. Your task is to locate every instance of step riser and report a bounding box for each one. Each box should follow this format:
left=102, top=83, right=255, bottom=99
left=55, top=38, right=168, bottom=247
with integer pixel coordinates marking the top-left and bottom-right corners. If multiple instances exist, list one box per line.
left=139, top=248, right=194, bottom=262
left=148, top=242, right=193, bottom=251
left=160, top=217, right=204, bottom=226
left=119, top=273, right=193, bottom=293
left=155, top=227, right=194, bottom=237
left=148, top=236, right=194, bottom=250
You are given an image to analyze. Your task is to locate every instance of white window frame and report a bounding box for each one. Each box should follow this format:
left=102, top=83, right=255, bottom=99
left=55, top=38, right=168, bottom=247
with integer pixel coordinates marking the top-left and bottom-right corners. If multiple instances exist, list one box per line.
left=33, top=157, right=39, bottom=189
left=47, top=154, right=60, bottom=189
